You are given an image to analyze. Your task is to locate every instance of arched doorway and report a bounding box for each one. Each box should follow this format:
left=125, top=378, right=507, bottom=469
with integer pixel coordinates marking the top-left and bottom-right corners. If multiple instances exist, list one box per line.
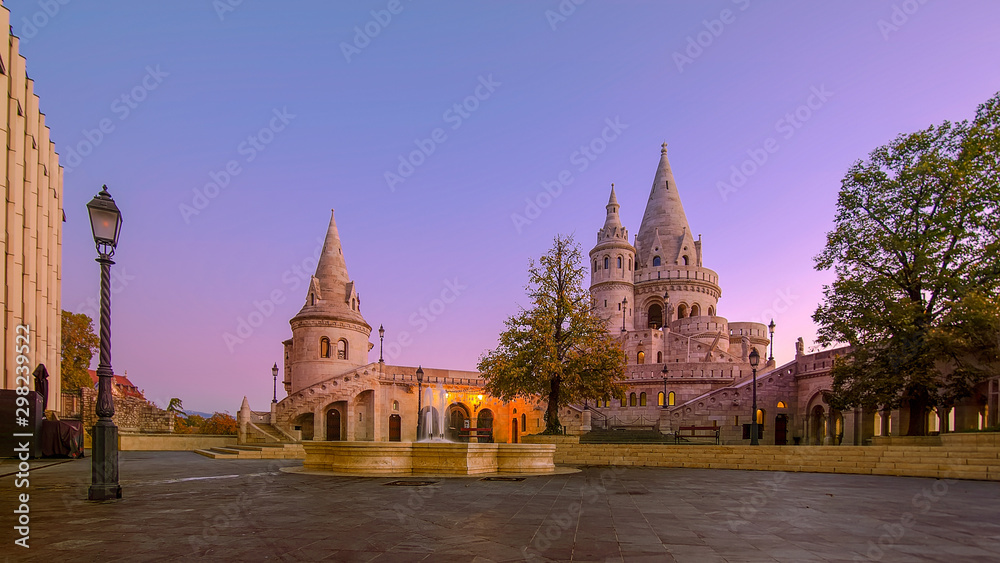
left=388, top=414, right=401, bottom=442
left=326, top=409, right=341, bottom=441
left=775, top=414, right=788, bottom=445
left=810, top=405, right=826, bottom=445
left=647, top=304, right=663, bottom=329
left=477, top=409, right=494, bottom=443
left=448, top=404, right=469, bottom=442
left=512, top=418, right=519, bottom=443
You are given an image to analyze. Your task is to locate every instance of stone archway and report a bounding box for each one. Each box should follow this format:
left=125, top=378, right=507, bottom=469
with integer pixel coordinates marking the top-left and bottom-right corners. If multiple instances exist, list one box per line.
left=448, top=403, right=470, bottom=442
left=477, top=409, right=495, bottom=443
left=810, top=405, right=826, bottom=445
left=292, top=413, right=315, bottom=440
left=388, top=414, right=401, bottom=442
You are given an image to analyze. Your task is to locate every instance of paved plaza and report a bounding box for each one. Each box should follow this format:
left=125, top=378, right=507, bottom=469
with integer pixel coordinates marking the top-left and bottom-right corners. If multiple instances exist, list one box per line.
left=2, top=451, right=1000, bottom=562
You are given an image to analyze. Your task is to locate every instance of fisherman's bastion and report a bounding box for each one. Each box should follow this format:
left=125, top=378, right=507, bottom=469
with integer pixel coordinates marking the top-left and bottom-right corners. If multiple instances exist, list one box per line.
left=238, top=145, right=999, bottom=447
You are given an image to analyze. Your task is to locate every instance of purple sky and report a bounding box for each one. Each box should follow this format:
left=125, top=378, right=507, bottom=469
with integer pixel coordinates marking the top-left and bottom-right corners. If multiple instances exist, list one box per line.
left=10, top=1, right=1000, bottom=414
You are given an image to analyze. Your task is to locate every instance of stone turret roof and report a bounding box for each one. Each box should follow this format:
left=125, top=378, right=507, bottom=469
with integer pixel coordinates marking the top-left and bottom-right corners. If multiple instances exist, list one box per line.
left=292, top=210, right=369, bottom=328
left=635, top=144, right=694, bottom=266
left=602, top=184, right=623, bottom=231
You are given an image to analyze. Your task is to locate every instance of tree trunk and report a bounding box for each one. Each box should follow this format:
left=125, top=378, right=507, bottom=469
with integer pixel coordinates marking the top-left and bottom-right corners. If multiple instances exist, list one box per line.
left=544, top=376, right=561, bottom=434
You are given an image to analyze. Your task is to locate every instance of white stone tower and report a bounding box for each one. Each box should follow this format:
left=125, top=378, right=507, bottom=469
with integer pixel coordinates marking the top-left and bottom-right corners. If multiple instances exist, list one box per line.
left=633, top=143, right=722, bottom=330
left=589, top=185, right=636, bottom=332
left=285, top=210, right=372, bottom=395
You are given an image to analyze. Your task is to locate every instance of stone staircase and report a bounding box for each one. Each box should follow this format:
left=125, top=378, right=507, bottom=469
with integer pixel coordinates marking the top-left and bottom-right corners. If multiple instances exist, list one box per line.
left=194, top=442, right=305, bottom=460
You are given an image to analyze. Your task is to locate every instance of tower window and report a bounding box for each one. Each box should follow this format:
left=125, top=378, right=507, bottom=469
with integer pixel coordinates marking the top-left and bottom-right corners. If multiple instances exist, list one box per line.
left=617, top=256, right=622, bottom=269
left=668, top=391, right=676, bottom=406
left=658, top=392, right=665, bottom=406
left=628, top=258, right=632, bottom=270
left=594, top=260, right=598, bottom=272
left=604, top=257, right=609, bottom=269
left=640, top=392, right=647, bottom=407
left=652, top=256, right=661, bottom=267
left=337, top=339, right=348, bottom=360
left=320, top=337, right=331, bottom=358
left=657, top=351, right=663, bottom=363
left=691, top=304, right=701, bottom=317
left=682, top=255, right=690, bottom=266
left=629, top=393, right=637, bottom=407
left=647, top=304, right=663, bottom=329
left=637, top=351, right=645, bottom=364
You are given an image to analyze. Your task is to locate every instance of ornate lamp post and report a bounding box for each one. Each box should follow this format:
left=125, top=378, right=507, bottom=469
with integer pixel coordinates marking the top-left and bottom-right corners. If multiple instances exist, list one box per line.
left=768, top=319, right=776, bottom=363
left=415, top=366, right=424, bottom=440
left=378, top=324, right=385, bottom=363
left=621, top=297, right=628, bottom=332
left=86, top=186, right=123, bottom=501
left=271, top=363, right=279, bottom=403
left=749, top=348, right=760, bottom=446
left=661, top=364, right=668, bottom=409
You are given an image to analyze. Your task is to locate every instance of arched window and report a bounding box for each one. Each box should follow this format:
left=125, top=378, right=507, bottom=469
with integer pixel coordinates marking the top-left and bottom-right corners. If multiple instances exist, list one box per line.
left=593, top=260, right=598, bottom=272
left=617, top=256, right=622, bottom=269
left=629, top=393, right=637, bottom=407
left=708, top=306, right=716, bottom=316
left=647, top=304, right=663, bottom=329
left=637, top=351, right=645, bottom=364
left=652, top=256, right=661, bottom=267
left=628, top=258, right=632, bottom=270
left=657, top=392, right=665, bottom=406
left=682, top=255, right=689, bottom=266
left=521, top=413, right=526, bottom=431
left=668, top=391, right=676, bottom=406
left=337, top=339, right=348, bottom=360
left=392, top=400, right=399, bottom=411
left=656, top=351, right=663, bottom=363
left=320, top=337, right=331, bottom=358
left=756, top=409, right=765, bottom=425
left=604, top=257, right=609, bottom=269
left=352, top=298, right=356, bottom=310
left=691, top=304, right=701, bottom=317
left=621, top=396, right=627, bottom=407
left=677, top=304, right=689, bottom=319
left=639, top=392, right=647, bottom=406
left=310, top=293, right=316, bottom=306
left=777, top=401, right=786, bottom=409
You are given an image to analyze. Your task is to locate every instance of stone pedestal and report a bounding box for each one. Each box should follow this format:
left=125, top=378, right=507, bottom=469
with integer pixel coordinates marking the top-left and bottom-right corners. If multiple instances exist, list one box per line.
left=581, top=410, right=592, bottom=432
left=89, top=421, right=122, bottom=500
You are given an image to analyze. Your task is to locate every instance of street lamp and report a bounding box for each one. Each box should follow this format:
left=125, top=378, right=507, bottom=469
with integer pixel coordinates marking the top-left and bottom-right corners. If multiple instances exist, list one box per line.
left=749, top=348, right=760, bottom=446
left=378, top=324, right=385, bottom=363
left=415, top=366, right=424, bottom=440
left=86, top=185, right=123, bottom=501
left=271, top=363, right=279, bottom=404
left=661, top=364, right=668, bottom=409
left=621, top=297, right=628, bottom=332
left=768, top=319, right=776, bottom=363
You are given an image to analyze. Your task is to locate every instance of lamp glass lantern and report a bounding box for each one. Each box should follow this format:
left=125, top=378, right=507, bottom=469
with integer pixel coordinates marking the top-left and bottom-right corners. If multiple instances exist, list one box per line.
left=87, top=186, right=123, bottom=256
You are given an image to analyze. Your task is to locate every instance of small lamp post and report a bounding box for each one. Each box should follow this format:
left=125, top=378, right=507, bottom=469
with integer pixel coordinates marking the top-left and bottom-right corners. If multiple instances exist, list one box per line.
left=378, top=324, right=385, bottom=363
left=661, top=364, right=668, bottom=409
left=86, top=185, right=123, bottom=501
left=621, top=297, right=628, bottom=332
left=749, top=348, right=760, bottom=446
left=663, top=290, right=670, bottom=327
left=415, top=366, right=424, bottom=440
left=271, top=363, right=279, bottom=404
left=768, top=319, right=776, bottom=363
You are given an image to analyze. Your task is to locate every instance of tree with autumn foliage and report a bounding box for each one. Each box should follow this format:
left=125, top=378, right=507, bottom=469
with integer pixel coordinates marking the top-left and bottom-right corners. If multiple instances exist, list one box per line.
left=814, top=91, right=1000, bottom=435
left=478, top=235, right=626, bottom=434
left=201, top=412, right=238, bottom=435
left=61, top=310, right=100, bottom=393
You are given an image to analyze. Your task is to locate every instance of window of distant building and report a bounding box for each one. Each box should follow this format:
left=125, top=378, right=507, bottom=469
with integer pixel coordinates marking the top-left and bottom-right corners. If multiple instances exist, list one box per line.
left=658, top=392, right=665, bottom=406
left=320, top=337, right=331, bottom=358
left=637, top=351, right=645, bottom=364
left=682, top=255, right=689, bottom=266
left=652, top=256, right=661, bottom=267
left=639, top=392, right=647, bottom=407
left=657, top=351, right=663, bottom=363
left=604, top=257, right=609, bottom=269
left=629, top=393, right=637, bottom=407
left=668, top=391, right=676, bottom=406
left=617, top=256, right=622, bottom=269
left=337, top=339, right=348, bottom=360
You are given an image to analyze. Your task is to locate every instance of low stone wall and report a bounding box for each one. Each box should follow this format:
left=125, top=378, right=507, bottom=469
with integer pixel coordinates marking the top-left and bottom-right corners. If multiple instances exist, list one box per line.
left=80, top=388, right=174, bottom=433
left=118, top=433, right=237, bottom=451
left=523, top=436, right=1000, bottom=481
left=302, top=441, right=556, bottom=475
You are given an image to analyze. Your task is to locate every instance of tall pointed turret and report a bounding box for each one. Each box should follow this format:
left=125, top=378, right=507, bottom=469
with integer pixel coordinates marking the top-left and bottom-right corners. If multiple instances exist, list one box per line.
left=603, top=184, right=623, bottom=231
left=288, top=210, right=372, bottom=393
left=589, top=184, right=636, bottom=332
left=635, top=143, right=695, bottom=267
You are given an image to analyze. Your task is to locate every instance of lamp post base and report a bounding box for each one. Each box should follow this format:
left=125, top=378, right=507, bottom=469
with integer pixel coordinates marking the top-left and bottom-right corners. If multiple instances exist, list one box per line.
left=89, top=420, right=122, bottom=500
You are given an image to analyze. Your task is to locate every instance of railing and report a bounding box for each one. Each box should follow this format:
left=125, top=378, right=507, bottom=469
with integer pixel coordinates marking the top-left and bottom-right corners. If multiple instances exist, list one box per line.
left=378, top=373, right=485, bottom=387
left=589, top=408, right=609, bottom=430
left=250, top=411, right=271, bottom=424
left=607, top=414, right=659, bottom=429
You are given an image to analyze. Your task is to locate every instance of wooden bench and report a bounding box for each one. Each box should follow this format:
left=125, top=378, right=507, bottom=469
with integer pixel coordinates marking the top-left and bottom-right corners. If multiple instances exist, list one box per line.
left=457, top=428, right=493, bottom=443
left=675, top=426, right=720, bottom=445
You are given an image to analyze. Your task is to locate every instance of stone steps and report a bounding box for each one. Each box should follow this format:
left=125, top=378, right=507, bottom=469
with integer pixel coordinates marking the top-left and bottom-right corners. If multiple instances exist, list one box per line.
left=194, top=443, right=305, bottom=460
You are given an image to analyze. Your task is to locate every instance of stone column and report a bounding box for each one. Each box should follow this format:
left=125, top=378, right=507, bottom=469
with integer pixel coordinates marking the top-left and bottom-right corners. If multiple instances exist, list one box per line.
left=859, top=407, right=876, bottom=446
left=346, top=399, right=357, bottom=441
left=823, top=412, right=833, bottom=446
left=889, top=409, right=902, bottom=437
left=581, top=409, right=592, bottom=433
left=841, top=409, right=858, bottom=446
left=372, top=389, right=384, bottom=442
left=880, top=408, right=891, bottom=437
left=315, top=404, right=325, bottom=441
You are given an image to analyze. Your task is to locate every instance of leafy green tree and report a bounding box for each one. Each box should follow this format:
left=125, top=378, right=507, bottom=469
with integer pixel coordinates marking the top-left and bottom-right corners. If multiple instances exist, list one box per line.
left=478, top=235, right=626, bottom=434
left=60, top=310, right=100, bottom=394
left=814, top=91, right=1000, bottom=435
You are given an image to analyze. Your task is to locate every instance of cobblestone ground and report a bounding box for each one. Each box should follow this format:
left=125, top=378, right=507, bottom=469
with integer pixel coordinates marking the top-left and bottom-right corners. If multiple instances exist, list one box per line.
left=2, top=451, right=999, bottom=562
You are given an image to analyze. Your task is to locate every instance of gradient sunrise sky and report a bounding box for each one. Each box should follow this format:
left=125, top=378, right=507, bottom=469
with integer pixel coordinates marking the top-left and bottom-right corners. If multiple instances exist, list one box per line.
left=9, top=0, right=1000, bottom=413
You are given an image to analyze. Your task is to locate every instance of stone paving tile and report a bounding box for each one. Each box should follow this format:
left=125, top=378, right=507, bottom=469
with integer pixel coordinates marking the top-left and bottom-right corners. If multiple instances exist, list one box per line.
left=4, top=452, right=1000, bottom=562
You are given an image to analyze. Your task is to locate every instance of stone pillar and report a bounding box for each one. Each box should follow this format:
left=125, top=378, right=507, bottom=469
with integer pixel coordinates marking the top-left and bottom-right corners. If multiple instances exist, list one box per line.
left=823, top=412, right=834, bottom=446
left=314, top=404, right=325, bottom=441
left=889, top=409, right=901, bottom=436
left=880, top=408, right=891, bottom=437
left=859, top=407, right=876, bottom=446
left=238, top=396, right=251, bottom=444
left=346, top=399, right=357, bottom=441
left=581, top=409, right=592, bottom=433
left=841, top=409, right=858, bottom=446
left=939, top=407, right=951, bottom=434
left=372, top=388, right=384, bottom=442
left=953, top=399, right=980, bottom=432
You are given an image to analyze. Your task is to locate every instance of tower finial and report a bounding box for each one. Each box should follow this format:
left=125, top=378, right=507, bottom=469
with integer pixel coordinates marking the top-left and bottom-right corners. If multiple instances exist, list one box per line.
left=661, top=142, right=668, bottom=154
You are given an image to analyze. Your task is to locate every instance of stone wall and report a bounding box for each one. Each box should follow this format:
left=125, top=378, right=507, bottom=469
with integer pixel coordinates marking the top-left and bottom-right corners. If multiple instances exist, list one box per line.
left=80, top=388, right=174, bottom=433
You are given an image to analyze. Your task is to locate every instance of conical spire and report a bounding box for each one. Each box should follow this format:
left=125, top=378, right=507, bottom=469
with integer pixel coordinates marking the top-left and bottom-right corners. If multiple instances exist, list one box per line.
left=314, top=209, right=350, bottom=296
left=635, top=143, right=694, bottom=266
left=296, top=210, right=367, bottom=326
left=603, top=183, right=623, bottom=230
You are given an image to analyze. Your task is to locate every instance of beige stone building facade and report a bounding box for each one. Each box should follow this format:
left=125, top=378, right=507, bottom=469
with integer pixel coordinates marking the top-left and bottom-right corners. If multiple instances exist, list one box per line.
left=0, top=3, right=63, bottom=409
left=245, top=144, right=997, bottom=446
